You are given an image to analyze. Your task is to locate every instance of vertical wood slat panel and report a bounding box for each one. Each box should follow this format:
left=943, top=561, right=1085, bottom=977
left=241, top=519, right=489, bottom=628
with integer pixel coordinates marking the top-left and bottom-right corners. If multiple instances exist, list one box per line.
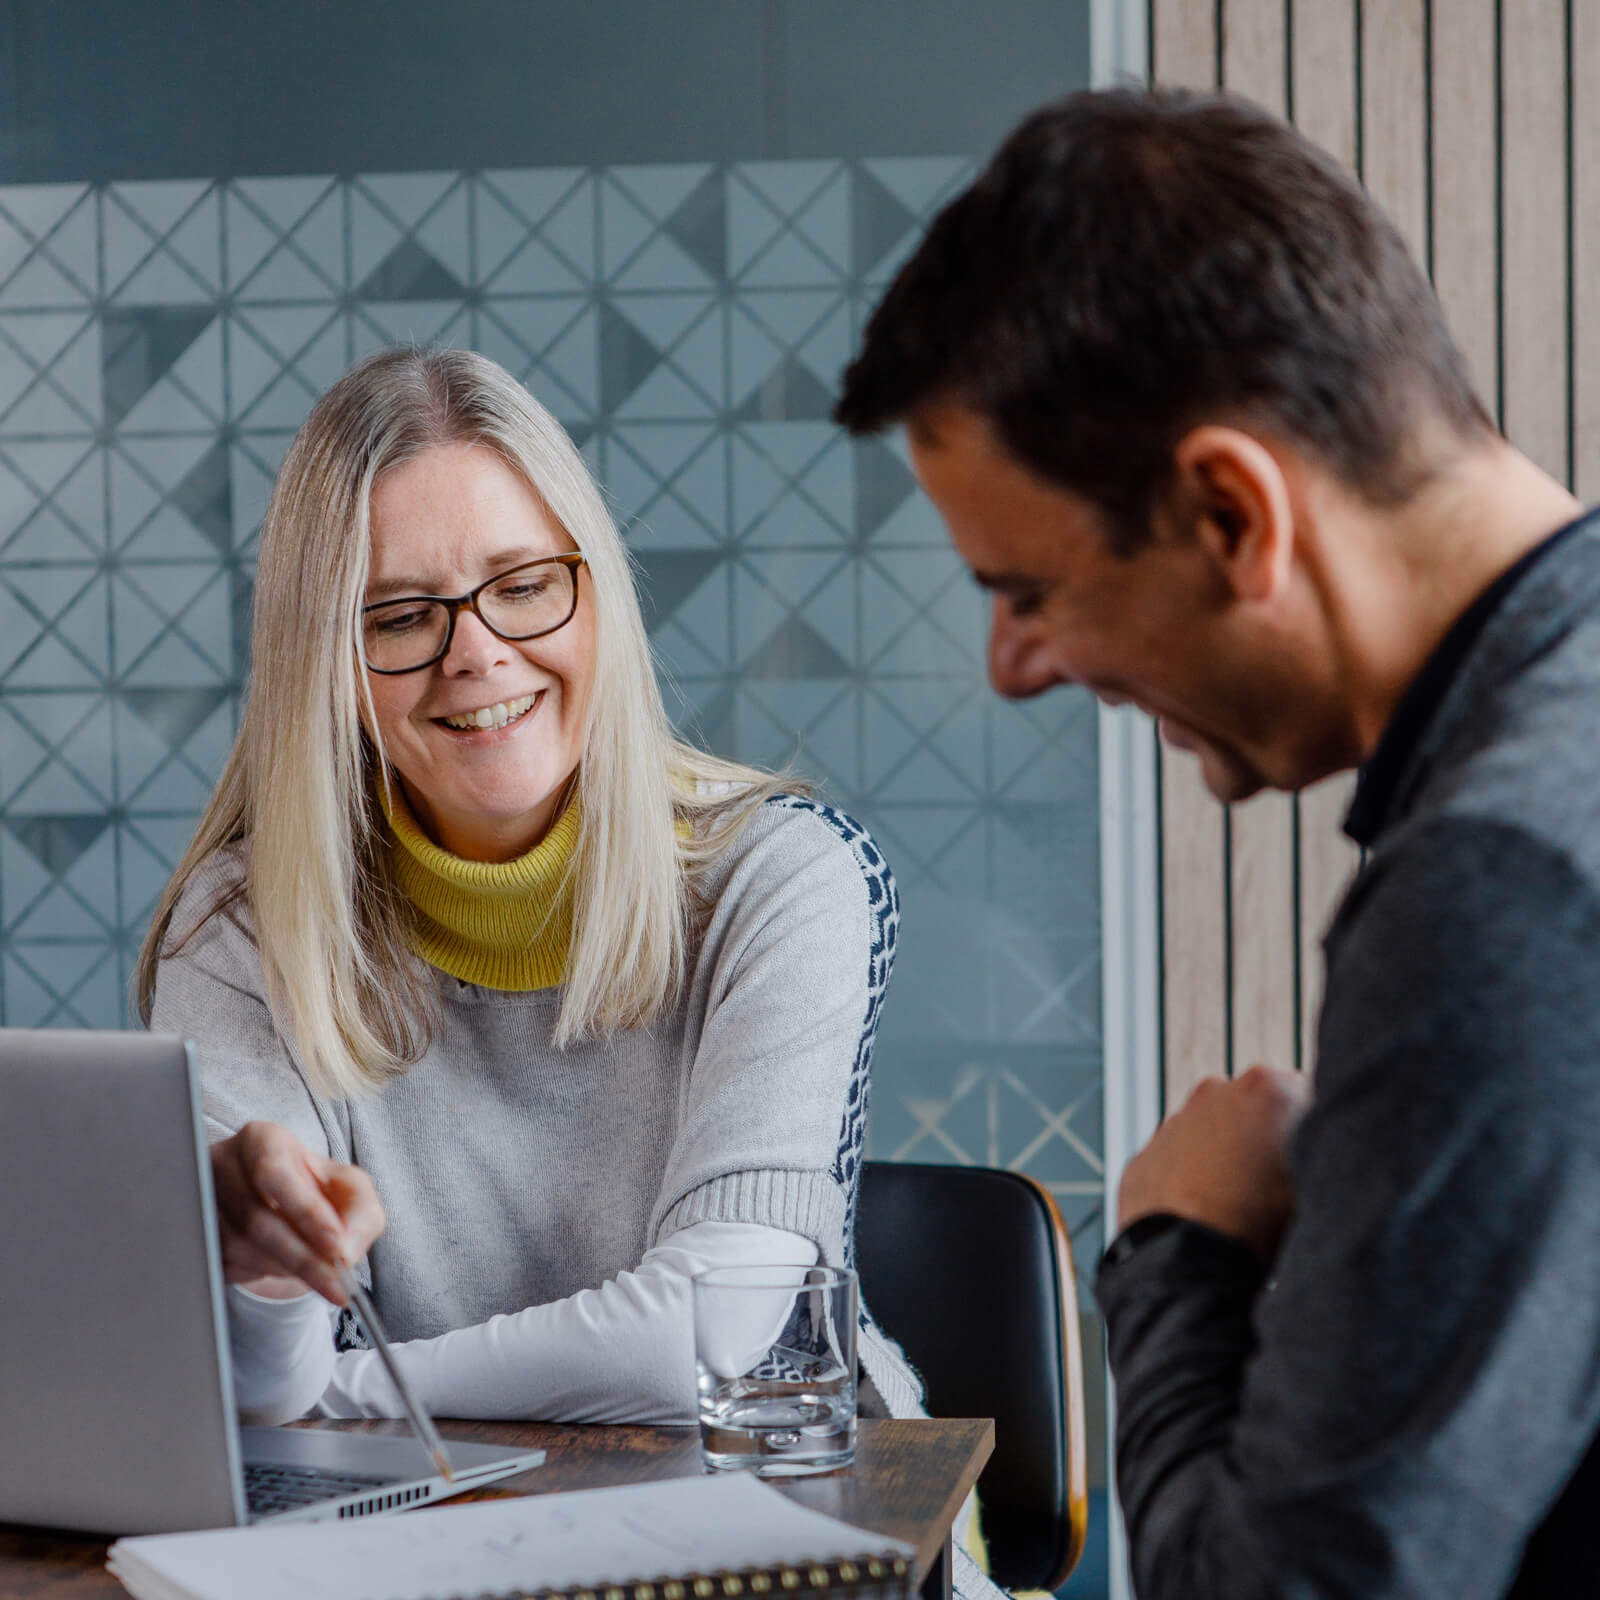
left=1431, top=0, right=1501, bottom=420
left=1222, top=0, right=1286, bottom=112
left=1221, top=0, right=1299, bottom=1076
left=1501, top=0, right=1570, bottom=483
left=1576, top=3, right=1600, bottom=499
left=1153, top=0, right=1227, bottom=1106
left=1291, top=0, right=1357, bottom=171
left=1360, top=0, right=1429, bottom=263
left=1151, top=0, right=1218, bottom=85
left=1288, top=1, right=1361, bottom=1074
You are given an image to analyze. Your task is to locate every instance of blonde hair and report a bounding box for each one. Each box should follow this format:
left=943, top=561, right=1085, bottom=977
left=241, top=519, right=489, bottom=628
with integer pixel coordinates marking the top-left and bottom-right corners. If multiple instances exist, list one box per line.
left=136, top=346, right=796, bottom=1097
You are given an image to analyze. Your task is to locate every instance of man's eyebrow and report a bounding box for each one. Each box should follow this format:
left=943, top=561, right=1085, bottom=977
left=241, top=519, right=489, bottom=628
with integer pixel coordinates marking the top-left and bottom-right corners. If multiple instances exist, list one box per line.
left=968, top=567, right=1040, bottom=594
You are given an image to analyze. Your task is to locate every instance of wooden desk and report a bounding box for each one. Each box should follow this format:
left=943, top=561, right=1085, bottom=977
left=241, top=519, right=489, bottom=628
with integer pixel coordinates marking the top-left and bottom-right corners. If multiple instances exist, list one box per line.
left=0, top=1417, right=993, bottom=1600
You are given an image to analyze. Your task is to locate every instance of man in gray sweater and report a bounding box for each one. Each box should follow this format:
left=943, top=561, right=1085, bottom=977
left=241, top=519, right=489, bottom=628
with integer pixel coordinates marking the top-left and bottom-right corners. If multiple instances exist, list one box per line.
left=836, top=88, right=1600, bottom=1597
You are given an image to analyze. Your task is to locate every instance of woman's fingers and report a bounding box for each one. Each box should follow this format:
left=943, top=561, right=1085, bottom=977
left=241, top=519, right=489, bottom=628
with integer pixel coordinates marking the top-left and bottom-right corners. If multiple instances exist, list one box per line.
left=210, top=1122, right=388, bottom=1305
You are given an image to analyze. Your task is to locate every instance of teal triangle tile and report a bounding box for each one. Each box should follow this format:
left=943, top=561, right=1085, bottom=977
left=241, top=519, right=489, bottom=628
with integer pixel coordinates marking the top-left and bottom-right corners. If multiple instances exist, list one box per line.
left=727, top=177, right=786, bottom=279
left=347, top=187, right=405, bottom=288
left=112, top=375, right=216, bottom=435
left=0, top=251, right=87, bottom=309
left=113, top=695, right=178, bottom=796
left=353, top=299, right=467, bottom=348
left=162, top=192, right=222, bottom=292
left=611, top=165, right=714, bottom=223
left=876, top=745, right=979, bottom=807
left=33, top=321, right=103, bottom=426
left=158, top=574, right=231, bottom=669
left=742, top=678, right=851, bottom=735
left=854, top=441, right=919, bottom=538
left=652, top=615, right=726, bottom=678
left=2, top=309, right=89, bottom=374
left=42, top=448, right=106, bottom=551
left=737, top=421, right=835, bottom=483
left=736, top=289, right=839, bottom=352
left=294, top=318, right=352, bottom=394
left=658, top=567, right=732, bottom=666
left=667, top=433, right=728, bottom=533
left=730, top=434, right=789, bottom=532
left=108, top=445, right=167, bottom=543
left=741, top=614, right=851, bottom=679
left=160, top=316, right=225, bottom=421
left=472, top=179, right=535, bottom=283
left=120, top=746, right=215, bottom=810
left=598, top=178, right=657, bottom=280
left=230, top=442, right=281, bottom=543
left=1, top=438, right=97, bottom=499
left=223, top=187, right=290, bottom=285
left=856, top=566, right=920, bottom=646
left=284, top=186, right=347, bottom=290
left=357, top=236, right=466, bottom=301
left=793, top=561, right=855, bottom=658
left=40, top=194, right=99, bottom=295
left=3, top=813, right=108, bottom=879
left=4, top=505, right=98, bottom=563
left=116, top=819, right=179, bottom=928
left=118, top=813, right=198, bottom=875
left=0, top=379, right=92, bottom=436
left=230, top=176, right=338, bottom=237
left=747, top=493, right=848, bottom=548
left=239, top=302, right=343, bottom=365
left=861, top=691, right=928, bottom=788
left=738, top=229, right=841, bottom=288
left=4, top=562, right=97, bottom=623
left=731, top=356, right=836, bottom=425
left=787, top=438, right=853, bottom=530
left=480, top=296, right=589, bottom=363
left=481, top=169, right=588, bottom=229
left=609, top=420, right=720, bottom=490
left=674, top=680, right=735, bottom=754
left=238, top=366, right=321, bottom=430
left=730, top=686, right=809, bottom=772
left=662, top=312, right=725, bottom=408
left=413, top=184, right=471, bottom=284
left=862, top=158, right=972, bottom=218
left=0, top=213, right=28, bottom=279
left=230, top=567, right=253, bottom=677
left=101, top=194, right=163, bottom=296
left=599, top=303, right=661, bottom=412
left=613, top=233, right=713, bottom=292
left=532, top=180, right=596, bottom=280
left=110, top=571, right=175, bottom=669
left=663, top=171, right=725, bottom=282
left=865, top=494, right=948, bottom=547
left=482, top=231, right=588, bottom=295
left=0, top=825, right=51, bottom=923
left=182, top=695, right=237, bottom=776
left=56, top=812, right=119, bottom=899
left=234, top=238, right=341, bottom=303
left=55, top=954, right=128, bottom=1029
left=110, top=180, right=211, bottom=243
left=628, top=495, right=720, bottom=550
left=122, top=627, right=229, bottom=687
left=2, top=952, right=63, bottom=1023
left=112, top=249, right=214, bottom=306
left=733, top=162, right=841, bottom=219
left=101, top=307, right=215, bottom=425
left=42, top=576, right=112, bottom=679
left=225, top=313, right=295, bottom=413
left=170, top=444, right=232, bottom=551
left=614, top=362, right=714, bottom=421
left=0, top=184, right=89, bottom=245
left=0, top=589, right=37, bottom=676
left=851, top=168, right=918, bottom=278
left=119, top=504, right=215, bottom=560
left=5, top=750, right=107, bottom=811
left=792, top=302, right=851, bottom=391
left=728, top=306, right=786, bottom=406
left=358, top=172, right=459, bottom=231
left=631, top=549, right=724, bottom=630
left=609, top=293, right=717, bottom=354
left=788, top=170, right=850, bottom=276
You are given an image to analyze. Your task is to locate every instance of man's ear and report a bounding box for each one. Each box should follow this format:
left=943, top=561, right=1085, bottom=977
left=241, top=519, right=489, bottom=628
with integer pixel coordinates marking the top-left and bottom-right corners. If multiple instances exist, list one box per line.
left=1171, top=426, right=1294, bottom=604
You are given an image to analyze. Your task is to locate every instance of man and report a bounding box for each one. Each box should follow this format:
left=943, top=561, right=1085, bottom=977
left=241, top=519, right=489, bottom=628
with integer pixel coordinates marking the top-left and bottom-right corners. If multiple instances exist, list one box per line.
left=836, top=89, right=1600, bottom=1598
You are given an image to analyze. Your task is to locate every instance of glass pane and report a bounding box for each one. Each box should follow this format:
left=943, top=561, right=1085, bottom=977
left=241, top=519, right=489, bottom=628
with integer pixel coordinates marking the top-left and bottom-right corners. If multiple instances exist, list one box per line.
left=0, top=6, right=1106, bottom=1587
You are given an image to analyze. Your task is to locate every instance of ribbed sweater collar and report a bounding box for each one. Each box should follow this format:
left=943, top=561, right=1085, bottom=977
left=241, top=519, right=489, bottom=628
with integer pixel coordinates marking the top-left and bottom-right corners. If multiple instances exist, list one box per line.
left=381, top=783, right=578, bottom=991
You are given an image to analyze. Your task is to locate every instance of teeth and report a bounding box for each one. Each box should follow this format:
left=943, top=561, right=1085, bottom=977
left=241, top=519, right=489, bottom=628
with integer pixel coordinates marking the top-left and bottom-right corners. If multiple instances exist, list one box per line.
left=442, top=693, right=537, bottom=732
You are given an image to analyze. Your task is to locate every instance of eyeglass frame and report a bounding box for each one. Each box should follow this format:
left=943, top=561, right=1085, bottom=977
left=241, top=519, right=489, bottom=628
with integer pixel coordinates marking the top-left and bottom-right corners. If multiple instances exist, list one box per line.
left=359, top=552, right=589, bottom=675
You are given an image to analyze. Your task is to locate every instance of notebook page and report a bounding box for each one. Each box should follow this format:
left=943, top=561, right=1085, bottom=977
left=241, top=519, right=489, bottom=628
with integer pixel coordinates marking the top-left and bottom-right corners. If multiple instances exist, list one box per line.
left=108, top=1473, right=915, bottom=1600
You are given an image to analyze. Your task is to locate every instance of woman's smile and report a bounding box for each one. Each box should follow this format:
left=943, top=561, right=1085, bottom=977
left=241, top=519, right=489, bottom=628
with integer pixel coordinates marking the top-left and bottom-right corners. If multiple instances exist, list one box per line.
left=433, top=689, right=543, bottom=735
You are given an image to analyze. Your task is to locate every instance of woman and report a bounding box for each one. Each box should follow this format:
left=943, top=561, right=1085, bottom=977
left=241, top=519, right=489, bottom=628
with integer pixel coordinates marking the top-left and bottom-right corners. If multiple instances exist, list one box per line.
left=136, top=345, right=917, bottom=1428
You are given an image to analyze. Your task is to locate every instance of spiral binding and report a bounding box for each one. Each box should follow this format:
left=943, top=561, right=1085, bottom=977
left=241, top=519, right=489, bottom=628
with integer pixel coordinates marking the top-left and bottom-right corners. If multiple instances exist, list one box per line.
left=437, top=1550, right=912, bottom=1600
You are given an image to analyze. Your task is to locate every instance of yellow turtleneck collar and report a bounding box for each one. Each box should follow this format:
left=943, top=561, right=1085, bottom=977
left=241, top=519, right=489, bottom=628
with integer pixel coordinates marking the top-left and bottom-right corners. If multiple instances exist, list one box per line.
left=381, top=782, right=579, bottom=991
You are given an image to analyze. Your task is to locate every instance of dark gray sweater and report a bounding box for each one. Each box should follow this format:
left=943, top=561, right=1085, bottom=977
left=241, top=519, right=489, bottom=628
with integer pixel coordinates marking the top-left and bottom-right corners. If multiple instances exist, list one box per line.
left=1098, top=512, right=1600, bottom=1599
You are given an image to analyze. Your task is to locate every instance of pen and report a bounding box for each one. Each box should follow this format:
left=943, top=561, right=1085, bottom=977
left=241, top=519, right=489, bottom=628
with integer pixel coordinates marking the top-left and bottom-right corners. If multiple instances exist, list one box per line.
left=337, top=1263, right=455, bottom=1483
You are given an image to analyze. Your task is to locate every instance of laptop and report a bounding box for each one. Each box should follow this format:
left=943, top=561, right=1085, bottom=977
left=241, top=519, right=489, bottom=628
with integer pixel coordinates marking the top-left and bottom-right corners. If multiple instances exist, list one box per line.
left=0, top=1028, right=544, bottom=1535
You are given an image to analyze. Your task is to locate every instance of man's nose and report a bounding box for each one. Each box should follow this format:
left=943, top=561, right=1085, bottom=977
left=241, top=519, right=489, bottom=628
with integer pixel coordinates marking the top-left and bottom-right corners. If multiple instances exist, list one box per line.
left=987, top=599, right=1064, bottom=700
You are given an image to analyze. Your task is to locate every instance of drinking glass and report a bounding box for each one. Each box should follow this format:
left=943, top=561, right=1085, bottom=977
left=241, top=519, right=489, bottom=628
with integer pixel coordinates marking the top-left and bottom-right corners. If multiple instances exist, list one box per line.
left=693, top=1264, right=858, bottom=1476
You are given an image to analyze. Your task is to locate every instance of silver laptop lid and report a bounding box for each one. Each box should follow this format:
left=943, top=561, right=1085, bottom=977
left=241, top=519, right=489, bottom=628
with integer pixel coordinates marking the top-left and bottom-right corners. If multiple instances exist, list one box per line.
left=0, top=1029, right=246, bottom=1533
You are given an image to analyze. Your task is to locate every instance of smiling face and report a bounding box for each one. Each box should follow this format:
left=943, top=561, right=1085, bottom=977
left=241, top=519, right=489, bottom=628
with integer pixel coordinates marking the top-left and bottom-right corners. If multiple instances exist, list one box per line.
left=908, top=404, right=1314, bottom=804
left=363, top=441, right=595, bottom=861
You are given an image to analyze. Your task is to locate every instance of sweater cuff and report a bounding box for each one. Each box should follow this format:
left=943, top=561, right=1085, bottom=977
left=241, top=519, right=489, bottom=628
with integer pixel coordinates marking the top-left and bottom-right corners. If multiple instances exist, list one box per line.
left=1097, top=1215, right=1266, bottom=1323
left=656, top=1168, right=847, bottom=1259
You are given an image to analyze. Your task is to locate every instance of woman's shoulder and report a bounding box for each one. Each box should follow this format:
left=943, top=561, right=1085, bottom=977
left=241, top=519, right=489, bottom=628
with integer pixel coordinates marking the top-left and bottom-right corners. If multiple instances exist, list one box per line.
left=707, top=793, right=899, bottom=934
left=163, top=841, right=258, bottom=963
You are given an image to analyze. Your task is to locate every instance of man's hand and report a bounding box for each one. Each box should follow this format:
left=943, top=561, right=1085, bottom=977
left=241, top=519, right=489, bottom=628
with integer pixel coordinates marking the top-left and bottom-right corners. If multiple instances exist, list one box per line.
left=1118, top=1064, right=1311, bottom=1261
left=210, top=1122, right=386, bottom=1305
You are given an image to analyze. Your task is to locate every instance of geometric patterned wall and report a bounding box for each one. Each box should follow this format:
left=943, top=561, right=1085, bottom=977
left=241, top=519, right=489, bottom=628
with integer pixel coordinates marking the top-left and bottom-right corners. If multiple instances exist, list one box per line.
left=0, top=160, right=1103, bottom=1272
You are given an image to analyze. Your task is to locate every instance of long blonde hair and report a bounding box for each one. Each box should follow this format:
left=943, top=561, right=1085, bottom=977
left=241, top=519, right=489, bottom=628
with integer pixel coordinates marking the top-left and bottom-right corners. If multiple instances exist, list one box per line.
left=136, top=346, right=794, bottom=1097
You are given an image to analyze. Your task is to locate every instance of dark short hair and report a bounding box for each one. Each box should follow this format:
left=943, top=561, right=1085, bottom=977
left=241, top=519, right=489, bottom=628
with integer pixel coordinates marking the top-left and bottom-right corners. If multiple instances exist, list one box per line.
left=835, top=88, right=1494, bottom=554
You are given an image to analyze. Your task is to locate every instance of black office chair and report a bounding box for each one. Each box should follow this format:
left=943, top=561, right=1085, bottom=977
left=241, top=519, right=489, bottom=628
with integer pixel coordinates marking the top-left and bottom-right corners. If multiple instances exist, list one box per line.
left=856, top=1161, right=1088, bottom=1592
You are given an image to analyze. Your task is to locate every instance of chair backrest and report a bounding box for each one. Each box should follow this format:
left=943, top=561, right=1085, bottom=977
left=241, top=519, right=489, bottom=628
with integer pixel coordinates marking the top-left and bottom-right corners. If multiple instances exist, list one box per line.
left=856, top=1161, right=1088, bottom=1591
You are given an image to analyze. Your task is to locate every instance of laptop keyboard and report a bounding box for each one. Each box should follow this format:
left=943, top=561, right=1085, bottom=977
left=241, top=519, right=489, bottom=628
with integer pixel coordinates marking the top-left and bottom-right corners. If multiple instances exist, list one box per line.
left=244, top=1461, right=392, bottom=1518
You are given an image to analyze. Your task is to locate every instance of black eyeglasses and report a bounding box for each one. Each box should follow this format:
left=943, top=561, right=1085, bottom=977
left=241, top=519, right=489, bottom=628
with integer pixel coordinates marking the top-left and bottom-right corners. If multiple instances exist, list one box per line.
left=361, top=553, right=587, bottom=675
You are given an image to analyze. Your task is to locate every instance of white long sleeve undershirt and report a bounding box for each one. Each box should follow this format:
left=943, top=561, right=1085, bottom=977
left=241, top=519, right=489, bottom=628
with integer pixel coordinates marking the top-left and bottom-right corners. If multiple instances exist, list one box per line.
left=227, top=1220, right=819, bottom=1427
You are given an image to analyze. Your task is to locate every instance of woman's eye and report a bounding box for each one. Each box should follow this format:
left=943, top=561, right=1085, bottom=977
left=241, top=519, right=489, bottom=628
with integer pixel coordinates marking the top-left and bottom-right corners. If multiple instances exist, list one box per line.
left=373, top=605, right=430, bottom=635
left=494, top=577, right=552, bottom=603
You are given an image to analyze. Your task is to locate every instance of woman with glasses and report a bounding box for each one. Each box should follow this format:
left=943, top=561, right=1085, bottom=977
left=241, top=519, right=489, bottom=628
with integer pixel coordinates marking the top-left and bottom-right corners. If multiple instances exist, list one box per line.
left=135, top=345, right=919, bottom=1428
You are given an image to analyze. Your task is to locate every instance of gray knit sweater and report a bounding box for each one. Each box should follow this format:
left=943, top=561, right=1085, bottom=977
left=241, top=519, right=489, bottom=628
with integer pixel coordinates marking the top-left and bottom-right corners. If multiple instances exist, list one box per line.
left=151, top=794, right=922, bottom=1421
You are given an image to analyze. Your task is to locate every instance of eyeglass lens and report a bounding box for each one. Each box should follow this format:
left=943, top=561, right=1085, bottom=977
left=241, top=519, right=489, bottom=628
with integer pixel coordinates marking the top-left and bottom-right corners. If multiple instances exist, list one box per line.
left=362, top=561, right=579, bottom=673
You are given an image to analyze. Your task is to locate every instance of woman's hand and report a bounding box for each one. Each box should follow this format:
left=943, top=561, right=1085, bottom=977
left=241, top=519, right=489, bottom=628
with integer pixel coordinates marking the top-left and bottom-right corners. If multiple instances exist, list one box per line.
left=210, top=1121, right=386, bottom=1305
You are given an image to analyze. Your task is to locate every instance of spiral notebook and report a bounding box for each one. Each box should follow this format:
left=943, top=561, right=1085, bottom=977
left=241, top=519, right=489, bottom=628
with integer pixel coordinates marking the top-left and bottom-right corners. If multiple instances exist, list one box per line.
left=106, top=1472, right=914, bottom=1600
